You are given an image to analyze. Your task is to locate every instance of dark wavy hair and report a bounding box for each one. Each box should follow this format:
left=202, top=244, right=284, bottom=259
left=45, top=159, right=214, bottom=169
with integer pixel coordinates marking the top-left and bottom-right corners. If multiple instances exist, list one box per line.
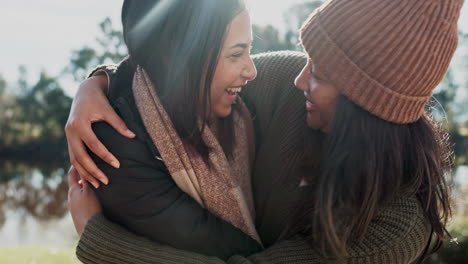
left=291, top=95, right=452, bottom=261
left=121, top=0, right=245, bottom=160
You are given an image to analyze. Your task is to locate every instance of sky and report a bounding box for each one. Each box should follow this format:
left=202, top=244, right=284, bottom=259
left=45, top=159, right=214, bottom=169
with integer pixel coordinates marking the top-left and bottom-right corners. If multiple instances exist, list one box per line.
left=1, top=0, right=467, bottom=96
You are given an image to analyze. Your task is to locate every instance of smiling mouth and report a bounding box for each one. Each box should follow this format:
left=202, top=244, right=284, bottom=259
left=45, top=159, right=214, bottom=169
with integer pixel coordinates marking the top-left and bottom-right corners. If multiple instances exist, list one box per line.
left=306, top=100, right=317, bottom=111
left=226, top=87, right=242, bottom=96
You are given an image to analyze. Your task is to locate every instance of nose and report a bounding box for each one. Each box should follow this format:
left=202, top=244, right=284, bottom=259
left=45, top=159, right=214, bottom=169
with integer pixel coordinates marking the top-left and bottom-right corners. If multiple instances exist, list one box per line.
left=242, top=56, right=257, bottom=82
left=294, top=64, right=308, bottom=92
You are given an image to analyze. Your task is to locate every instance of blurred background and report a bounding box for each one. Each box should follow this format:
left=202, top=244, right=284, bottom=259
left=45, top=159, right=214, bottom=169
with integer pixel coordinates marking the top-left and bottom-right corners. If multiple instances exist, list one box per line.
left=0, top=1, right=467, bottom=263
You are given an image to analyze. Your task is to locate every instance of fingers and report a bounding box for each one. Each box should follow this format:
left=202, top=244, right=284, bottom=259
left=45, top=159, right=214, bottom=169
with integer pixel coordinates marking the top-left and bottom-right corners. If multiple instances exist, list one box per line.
left=80, top=126, right=120, bottom=169
left=66, top=132, right=109, bottom=187
left=64, top=73, right=131, bottom=189
left=70, top=150, right=100, bottom=189
left=103, top=105, right=136, bottom=139
left=68, top=142, right=106, bottom=188
left=74, top=161, right=101, bottom=189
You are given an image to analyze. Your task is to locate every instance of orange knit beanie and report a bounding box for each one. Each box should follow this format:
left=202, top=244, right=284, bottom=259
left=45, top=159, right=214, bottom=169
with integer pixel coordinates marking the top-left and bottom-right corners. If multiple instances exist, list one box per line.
left=300, top=0, right=464, bottom=124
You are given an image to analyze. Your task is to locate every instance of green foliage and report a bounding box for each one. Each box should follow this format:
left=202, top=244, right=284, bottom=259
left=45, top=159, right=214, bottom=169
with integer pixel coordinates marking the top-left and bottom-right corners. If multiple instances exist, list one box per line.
left=68, top=47, right=97, bottom=81
left=252, top=24, right=295, bottom=54
left=431, top=31, right=468, bottom=164
left=284, top=1, right=323, bottom=30
left=1, top=17, right=126, bottom=163
left=66, top=18, right=126, bottom=81
left=0, top=2, right=466, bottom=167
left=283, top=1, right=323, bottom=49
left=251, top=1, right=322, bottom=54
left=0, top=69, right=72, bottom=162
left=0, top=74, right=6, bottom=95
left=427, top=217, right=468, bottom=263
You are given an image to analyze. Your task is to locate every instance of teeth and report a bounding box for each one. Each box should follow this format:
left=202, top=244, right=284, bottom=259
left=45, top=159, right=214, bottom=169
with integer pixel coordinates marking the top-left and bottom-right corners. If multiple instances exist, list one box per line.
left=226, top=87, right=242, bottom=93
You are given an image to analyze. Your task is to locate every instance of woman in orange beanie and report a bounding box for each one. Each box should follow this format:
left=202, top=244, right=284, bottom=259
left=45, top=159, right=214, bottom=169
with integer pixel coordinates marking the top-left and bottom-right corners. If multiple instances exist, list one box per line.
left=66, top=0, right=464, bottom=263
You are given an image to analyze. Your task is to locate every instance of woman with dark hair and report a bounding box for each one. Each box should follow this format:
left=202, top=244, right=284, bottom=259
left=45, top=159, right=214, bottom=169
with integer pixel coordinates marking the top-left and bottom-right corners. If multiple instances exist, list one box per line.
left=66, top=0, right=264, bottom=260
left=67, top=0, right=464, bottom=263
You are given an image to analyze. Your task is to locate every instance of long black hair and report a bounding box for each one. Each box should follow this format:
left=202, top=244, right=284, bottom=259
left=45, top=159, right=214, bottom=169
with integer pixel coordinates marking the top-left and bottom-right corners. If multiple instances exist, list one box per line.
left=290, top=95, right=452, bottom=260
left=121, top=0, right=245, bottom=160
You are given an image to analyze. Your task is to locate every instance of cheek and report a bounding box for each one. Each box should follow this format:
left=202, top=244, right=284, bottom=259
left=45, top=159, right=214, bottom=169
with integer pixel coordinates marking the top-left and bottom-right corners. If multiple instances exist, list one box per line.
left=212, top=61, right=234, bottom=84
left=320, top=91, right=339, bottom=120
left=210, top=64, right=226, bottom=96
left=324, top=93, right=339, bottom=109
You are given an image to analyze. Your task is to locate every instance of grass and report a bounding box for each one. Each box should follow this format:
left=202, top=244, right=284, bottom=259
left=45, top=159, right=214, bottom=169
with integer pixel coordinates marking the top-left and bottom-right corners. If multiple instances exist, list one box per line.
left=0, top=247, right=80, bottom=264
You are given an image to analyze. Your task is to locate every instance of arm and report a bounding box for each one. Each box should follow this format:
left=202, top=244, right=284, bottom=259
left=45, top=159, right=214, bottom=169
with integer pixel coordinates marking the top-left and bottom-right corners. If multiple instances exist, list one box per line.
left=65, top=65, right=133, bottom=188
left=88, top=121, right=261, bottom=260
left=66, top=52, right=305, bottom=187
left=66, top=50, right=306, bottom=186
left=77, top=196, right=430, bottom=264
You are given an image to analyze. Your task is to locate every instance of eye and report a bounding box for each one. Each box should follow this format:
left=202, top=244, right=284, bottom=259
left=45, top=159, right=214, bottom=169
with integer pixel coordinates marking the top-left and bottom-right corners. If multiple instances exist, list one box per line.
left=309, top=62, right=322, bottom=81
left=231, top=53, right=243, bottom=58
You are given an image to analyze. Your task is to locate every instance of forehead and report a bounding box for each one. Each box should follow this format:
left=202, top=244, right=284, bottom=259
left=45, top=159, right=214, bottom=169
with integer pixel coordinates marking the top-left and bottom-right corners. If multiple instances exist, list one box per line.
left=223, top=10, right=252, bottom=46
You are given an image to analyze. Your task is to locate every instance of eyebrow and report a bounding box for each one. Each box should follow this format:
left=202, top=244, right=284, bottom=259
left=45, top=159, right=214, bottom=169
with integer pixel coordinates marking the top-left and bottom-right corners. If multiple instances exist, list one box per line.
left=229, top=43, right=249, bottom=49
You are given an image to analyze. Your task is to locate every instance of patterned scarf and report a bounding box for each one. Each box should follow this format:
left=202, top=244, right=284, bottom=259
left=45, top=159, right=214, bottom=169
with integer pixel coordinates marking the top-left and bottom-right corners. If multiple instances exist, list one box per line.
left=132, top=66, right=261, bottom=243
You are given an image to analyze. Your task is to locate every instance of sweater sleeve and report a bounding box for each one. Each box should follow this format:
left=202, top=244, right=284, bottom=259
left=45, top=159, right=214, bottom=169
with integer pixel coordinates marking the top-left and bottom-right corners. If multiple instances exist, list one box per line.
left=88, top=121, right=261, bottom=260
left=76, top=196, right=430, bottom=264
left=227, top=196, right=431, bottom=264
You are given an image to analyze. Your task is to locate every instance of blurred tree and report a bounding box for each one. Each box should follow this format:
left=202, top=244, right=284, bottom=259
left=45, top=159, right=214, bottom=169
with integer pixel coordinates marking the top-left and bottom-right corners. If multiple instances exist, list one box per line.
left=0, top=74, right=6, bottom=95
left=1, top=12, right=466, bottom=166
left=427, top=217, right=468, bottom=264
left=15, top=72, right=70, bottom=140
left=0, top=75, right=8, bottom=145
left=68, top=47, right=97, bottom=81
left=66, top=18, right=127, bottom=81
left=433, top=70, right=467, bottom=165
left=1, top=17, right=126, bottom=163
left=433, top=69, right=458, bottom=126
left=283, top=1, right=323, bottom=49
left=431, top=31, right=468, bottom=164
left=0, top=68, right=71, bottom=162
left=252, top=24, right=294, bottom=54
left=251, top=1, right=322, bottom=54
left=0, top=74, right=18, bottom=147
left=16, top=65, right=29, bottom=96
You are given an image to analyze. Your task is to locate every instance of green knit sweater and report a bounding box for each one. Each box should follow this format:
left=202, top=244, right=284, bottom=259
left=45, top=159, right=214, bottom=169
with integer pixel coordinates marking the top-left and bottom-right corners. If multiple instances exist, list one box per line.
left=77, top=51, right=431, bottom=264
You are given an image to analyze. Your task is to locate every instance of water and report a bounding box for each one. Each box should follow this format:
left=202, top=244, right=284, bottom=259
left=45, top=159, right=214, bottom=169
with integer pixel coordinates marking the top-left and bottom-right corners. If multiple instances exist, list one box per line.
left=0, top=162, right=467, bottom=247
left=0, top=162, right=78, bottom=247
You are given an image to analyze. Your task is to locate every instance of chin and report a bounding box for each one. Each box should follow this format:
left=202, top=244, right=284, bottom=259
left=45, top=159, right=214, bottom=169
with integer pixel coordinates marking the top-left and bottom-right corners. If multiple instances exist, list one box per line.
left=306, top=120, right=320, bottom=130
left=306, top=114, right=325, bottom=131
left=213, top=106, right=232, bottom=118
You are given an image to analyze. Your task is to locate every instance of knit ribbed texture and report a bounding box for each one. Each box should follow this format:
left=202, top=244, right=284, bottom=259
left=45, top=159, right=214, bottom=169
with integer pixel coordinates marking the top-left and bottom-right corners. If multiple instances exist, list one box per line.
left=77, top=213, right=224, bottom=264
left=241, top=51, right=311, bottom=246
left=77, top=51, right=431, bottom=264
left=77, top=196, right=428, bottom=264
left=300, top=0, right=464, bottom=124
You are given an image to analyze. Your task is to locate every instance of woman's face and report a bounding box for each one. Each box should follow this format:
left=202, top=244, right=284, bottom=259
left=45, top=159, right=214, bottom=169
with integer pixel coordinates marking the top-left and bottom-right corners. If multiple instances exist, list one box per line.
left=295, top=59, right=340, bottom=132
left=209, top=10, right=257, bottom=119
